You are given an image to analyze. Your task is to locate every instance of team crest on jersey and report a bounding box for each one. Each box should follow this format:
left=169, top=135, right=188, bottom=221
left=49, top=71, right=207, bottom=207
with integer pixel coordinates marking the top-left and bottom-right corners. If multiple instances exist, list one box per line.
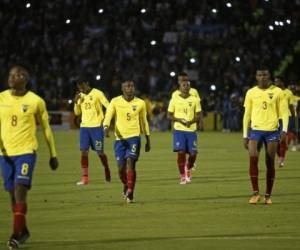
left=188, top=102, right=192, bottom=107
left=89, top=96, right=93, bottom=101
left=132, top=105, right=137, bottom=111
left=268, top=93, right=274, bottom=99
left=21, top=104, right=29, bottom=112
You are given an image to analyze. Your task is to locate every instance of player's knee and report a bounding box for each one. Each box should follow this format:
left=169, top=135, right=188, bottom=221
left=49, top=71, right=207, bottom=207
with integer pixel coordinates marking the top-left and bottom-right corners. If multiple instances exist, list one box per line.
left=126, top=158, right=135, bottom=169
left=81, top=150, right=89, bottom=156
left=14, top=184, right=29, bottom=202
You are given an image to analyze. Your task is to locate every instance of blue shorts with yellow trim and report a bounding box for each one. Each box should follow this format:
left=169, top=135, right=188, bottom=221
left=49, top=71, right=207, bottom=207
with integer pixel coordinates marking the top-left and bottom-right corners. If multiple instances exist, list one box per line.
left=173, top=130, right=198, bottom=154
left=80, top=126, right=104, bottom=152
left=114, top=136, right=141, bottom=167
left=0, top=153, right=36, bottom=191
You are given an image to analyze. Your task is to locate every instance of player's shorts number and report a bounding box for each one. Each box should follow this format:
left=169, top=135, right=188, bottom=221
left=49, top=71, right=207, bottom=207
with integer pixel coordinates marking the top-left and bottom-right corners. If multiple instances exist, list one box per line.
left=21, top=163, right=29, bottom=176
left=11, top=115, right=18, bottom=126
left=131, top=144, right=137, bottom=153
left=262, top=101, right=267, bottom=110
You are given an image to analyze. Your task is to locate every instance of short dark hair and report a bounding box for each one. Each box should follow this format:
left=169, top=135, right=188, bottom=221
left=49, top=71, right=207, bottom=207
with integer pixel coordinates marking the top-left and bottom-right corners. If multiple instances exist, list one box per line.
left=256, top=63, right=270, bottom=72
left=77, top=80, right=90, bottom=86
left=178, top=72, right=188, bottom=77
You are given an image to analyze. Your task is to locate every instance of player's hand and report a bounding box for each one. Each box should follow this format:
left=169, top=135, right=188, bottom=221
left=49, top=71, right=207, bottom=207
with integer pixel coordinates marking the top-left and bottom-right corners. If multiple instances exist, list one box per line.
left=280, top=131, right=287, bottom=144
left=145, top=140, right=151, bottom=152
left=180, top=119, right=188, bottom=126
left=74, top=91, right=82, bottom=103
left=49, top=157, right=59, bottom=170
left=185, top=121, right=192, bottom=128
left=104, top=126, right=110, bottom=138
left=243, top=138, right=249, bottom=150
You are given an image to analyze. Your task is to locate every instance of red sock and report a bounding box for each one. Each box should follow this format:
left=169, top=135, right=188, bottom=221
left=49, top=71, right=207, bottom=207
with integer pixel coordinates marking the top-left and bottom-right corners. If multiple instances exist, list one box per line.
left=249, top=156, right=259, bottom=193
left=177, top=152, right=186, bottom=177
left=266, top=157, right=275, bottom=196
left=81, top=155, right=88, bottom=177
left=287, top=132, right=295, bottom=144
left=119, top=167, right=127, bottom=185
left=14, top=203, right=27, bottom=235
left=187, top=154, right=197, bottom=170
left=278, top=142, right=287, bottom=158
left=99, top=154, right=109, bottom=170
left=127, top=169, right=135, bottom=193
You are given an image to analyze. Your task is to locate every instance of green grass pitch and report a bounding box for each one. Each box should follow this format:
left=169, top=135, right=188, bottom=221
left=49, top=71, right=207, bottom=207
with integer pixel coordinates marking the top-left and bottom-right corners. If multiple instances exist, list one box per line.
left=0, top=131, right=300, bottom=250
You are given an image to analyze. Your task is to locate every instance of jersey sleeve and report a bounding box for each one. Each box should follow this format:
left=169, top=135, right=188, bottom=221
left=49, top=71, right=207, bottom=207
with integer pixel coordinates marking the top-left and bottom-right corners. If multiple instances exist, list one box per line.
left=195, top=98, right=202, bottom=112
left=99, top=91, right=110, bottom=109
left=74, top=101, right=81, bottom=116
left=279, top=91, right=289, bottom=132
left=192, top=88, right=200, bottom=99
left=103, top=99, right=115, bottom=127
left=37, top=98, right=57, bottom=157
left=0, top=118, right=5, bottom=154
left=171, top=91, right=177, bottom=99
left=168, top=98, right=175, bottom=113
left=243, top=91, right=252, bottom=138
left=140, top=101, right=150, bottom=136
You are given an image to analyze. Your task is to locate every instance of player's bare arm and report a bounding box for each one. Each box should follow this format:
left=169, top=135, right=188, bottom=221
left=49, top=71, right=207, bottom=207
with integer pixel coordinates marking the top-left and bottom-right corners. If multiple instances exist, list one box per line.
left=145, top=135, right=151, bottom=152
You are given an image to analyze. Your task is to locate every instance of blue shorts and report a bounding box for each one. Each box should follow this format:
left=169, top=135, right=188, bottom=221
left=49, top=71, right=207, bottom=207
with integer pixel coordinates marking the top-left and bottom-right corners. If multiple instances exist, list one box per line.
left=249, top=129, right=280, bottom=144
left=0, top=154, right=36, bottom=191
left=80, top=126, right=104, bottom=152
left=114, top=136, right=141, bottom=167
left=173, top=130, right=198, bottom=154
left=278, top=118, right=295, bottom=133
left=288, top=117, right=296, bottom=133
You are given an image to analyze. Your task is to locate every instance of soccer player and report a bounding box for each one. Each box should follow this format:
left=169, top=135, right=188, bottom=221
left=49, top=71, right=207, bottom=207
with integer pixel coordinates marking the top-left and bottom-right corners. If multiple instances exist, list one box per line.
left=103, top=80, right=151, bottom=203
left=74, top=81, right=111, bottom=185
left=171, top=72, right=203, bottom=130
left=168, top=76, right=202, bottom=184
left=243, top=67, right=288, bottom=205
left=274, top=76, right=295, bottom=167
left=290, top=93, right=300, bottom=151
left=0, top=65, right=59, bottom=249
left=171, top=72, right=203, bottom=171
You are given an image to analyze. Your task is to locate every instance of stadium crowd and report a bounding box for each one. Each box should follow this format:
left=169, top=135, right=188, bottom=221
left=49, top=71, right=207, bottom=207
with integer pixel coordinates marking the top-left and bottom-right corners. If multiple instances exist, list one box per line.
left=0, top=0, right=299, bottom=132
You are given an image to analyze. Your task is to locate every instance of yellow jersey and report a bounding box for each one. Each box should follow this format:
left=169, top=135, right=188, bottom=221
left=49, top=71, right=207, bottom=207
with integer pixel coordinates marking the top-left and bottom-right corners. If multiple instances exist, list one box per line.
left=172, top=87, right=201, bottom=101
left=282, top=88, right=293, bottom=117
left=0, top=90, right=57, bottom=157
left=74, top=88, right=109, bottom=127
left=291, top=95, right=300, bottom=116
left=103, top=96, right=150, bottom=140
left=168, top=94, right=202, bottom=132
left=243, top=85, right=289, bottom=138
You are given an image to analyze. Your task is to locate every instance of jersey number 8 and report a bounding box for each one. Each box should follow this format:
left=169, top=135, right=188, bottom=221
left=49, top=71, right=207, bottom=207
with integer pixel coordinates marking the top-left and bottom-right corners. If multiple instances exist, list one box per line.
left=21, top=163, right=29, bottom=176
left=11, top=115, right=18, bottom=126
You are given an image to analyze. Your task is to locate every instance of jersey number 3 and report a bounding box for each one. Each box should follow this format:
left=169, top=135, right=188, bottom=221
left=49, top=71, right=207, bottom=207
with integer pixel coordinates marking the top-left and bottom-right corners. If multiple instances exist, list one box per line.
left=262, top=101, right=267, bottom=110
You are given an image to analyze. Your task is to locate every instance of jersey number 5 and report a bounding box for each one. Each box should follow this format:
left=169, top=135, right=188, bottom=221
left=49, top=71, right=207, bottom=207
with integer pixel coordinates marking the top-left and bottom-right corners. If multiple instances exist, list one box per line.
left=11, top=115, right=18, bottom=126
left=126, top=113, right=131, bottom=121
